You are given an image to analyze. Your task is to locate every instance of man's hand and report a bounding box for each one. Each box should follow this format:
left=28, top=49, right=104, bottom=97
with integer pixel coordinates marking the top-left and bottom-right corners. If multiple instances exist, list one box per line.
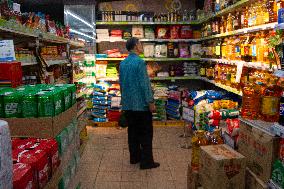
left=149, top=103, right=156, bottom=113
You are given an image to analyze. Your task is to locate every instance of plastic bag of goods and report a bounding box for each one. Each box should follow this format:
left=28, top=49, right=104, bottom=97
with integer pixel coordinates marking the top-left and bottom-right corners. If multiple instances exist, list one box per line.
left=0, top=120, right=13, bottom=189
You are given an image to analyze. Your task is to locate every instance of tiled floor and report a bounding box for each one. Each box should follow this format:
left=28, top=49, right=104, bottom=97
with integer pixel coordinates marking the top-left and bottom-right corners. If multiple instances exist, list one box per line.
left=75, top=126, right=191, bottom=189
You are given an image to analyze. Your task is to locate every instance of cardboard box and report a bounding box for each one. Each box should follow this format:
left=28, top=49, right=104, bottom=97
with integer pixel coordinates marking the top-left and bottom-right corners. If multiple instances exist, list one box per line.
left=238, top=120, right=280, bottom=182
left=200, top=144, right=246, bottom=189
left=245, top=168, right=268, bottom=189
left=3, top=104, right=77, bottom=138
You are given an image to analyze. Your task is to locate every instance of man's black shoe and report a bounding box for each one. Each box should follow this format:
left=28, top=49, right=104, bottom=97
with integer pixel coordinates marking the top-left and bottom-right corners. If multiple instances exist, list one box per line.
left=140, top=162, right=160, bottom=170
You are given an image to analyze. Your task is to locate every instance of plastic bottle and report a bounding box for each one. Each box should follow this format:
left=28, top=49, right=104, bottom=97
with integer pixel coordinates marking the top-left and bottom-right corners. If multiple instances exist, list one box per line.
left=260, top=79, right=282, bottom=122
left=279, top=91, right=284, bottom=126
left=211, top=128, right=224, bottom=144
left=226, top=13, right=233, bottom=32
left=241, top=7, right=249, bottom=28
left=191, top=130, right=208, bottom=171
left=267, top=0, right=277, bottom=23
left=241, top=81, right=261, bottom=119
left=233, top=11, right=241, bottom=30
left=221, top=38, right=227, bottom=59
left=251, top=34, right=258, bottom=62
left=243, top=35, right=252, bottom=62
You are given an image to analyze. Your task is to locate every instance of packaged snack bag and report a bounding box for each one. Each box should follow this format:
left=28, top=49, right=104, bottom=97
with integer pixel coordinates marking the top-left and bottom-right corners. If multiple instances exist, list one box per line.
left=170, top=25, right=180, bottom=39
left=180, top=26, right=193, bottom=39
left=156, top=26, right=169, bottom=39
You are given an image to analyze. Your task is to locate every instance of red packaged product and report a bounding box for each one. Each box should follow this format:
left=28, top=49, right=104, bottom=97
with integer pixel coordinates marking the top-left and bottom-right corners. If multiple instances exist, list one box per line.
left=208, top=110, right=221, bottom=120
left=226, top=118, right=240, bottom=137
left=37, top=139, right=60, bottom=176
left=208, top=119, right=220, bottom=127
left=18, top=149, right=49, bottom=189
left=170, top=25, right=180, bottom=39
left=180, top=26, right=193, bottom=39
left=156, top=26, right=169, bottom=39
left=13, top=138, right=37, bottom=151
left=13, top=163, right=36, bottom=189
left=108, top=111, right=121, bottom=121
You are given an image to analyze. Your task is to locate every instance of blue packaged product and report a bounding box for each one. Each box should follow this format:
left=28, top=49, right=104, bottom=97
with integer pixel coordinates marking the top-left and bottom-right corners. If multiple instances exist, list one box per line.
left=93, top=105, right=108, bottom=110
left=93, top=117, right=107, bottom=122
left=279, top=8, right=284, bottom=24
left=93, top=96, right=108, bottom=101
left=205, top=90, right=223, bottom=100
left=93, top=91, right=107, bottom=96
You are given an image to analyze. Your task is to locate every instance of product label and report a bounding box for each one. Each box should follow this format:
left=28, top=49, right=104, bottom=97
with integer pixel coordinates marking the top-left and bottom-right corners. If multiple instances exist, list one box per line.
left=261, top=97, right=280, bottom=116
left=244, top=46, right=249, bottom=55
left=280, top=103, right=284, bottom=116
left=5, top=103, right=18, bottom=116
left=252, top=45, right=257, bottom=57
left=235, top=46, right=240, bottom=53
left=216, top=45, right=221, bottom=56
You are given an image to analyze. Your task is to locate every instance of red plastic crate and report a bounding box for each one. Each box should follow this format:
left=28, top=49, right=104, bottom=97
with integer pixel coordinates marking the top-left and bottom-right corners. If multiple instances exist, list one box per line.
left=0, top=62, right=22, bottom=88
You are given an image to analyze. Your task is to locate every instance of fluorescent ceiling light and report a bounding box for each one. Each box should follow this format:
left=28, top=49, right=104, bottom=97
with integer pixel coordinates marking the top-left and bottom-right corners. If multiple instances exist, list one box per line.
left=65, top=10, right=93, bottom=29
left=70, top=28, right=95, bottom=40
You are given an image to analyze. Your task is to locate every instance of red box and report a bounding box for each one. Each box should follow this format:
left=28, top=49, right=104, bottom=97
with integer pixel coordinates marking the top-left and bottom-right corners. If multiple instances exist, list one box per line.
left=37, top=139, right=60, bottom=177
left=0, top=62, right=22, bottom=88
left=13, top=163, right=36, bottom=189
left=18, top=149, right=49, bottom=189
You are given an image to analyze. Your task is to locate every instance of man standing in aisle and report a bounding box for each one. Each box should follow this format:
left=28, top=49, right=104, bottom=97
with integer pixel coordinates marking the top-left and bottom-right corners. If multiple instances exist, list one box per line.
left=119, top=37, right=160, bottom=170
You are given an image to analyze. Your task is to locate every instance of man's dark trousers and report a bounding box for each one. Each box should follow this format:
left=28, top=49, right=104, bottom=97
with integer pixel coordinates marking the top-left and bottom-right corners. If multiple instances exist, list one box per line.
left=125, top=111, right=154, bottom=166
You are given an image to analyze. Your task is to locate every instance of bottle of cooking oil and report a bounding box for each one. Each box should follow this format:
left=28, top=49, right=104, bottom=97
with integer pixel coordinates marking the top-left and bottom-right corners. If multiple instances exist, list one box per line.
left=266, top=0, right=277, bottom=23
left=191, top=130, right=208, bottom=171
left=234, top=36, right=241, bottom=60
left=260, top=78, right=282, bottom=122
left=241, top=79, right=262, bottom=119
left=244, top=35, right=252, bottom=62
left=241, top=6, right=249, bottom=28
left=221, top=38, right=227, bottom=59
left=230, top=66, right=237, bottom=88
left=211, top=128, right=224, bottom=144
left=226, top=13, right=233, bottom=32
left=251, top=34, right=258, bottom=62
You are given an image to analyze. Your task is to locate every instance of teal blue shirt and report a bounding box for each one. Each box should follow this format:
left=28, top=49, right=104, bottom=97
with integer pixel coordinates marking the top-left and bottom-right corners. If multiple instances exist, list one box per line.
left=119, top=52, right=154, bottom=111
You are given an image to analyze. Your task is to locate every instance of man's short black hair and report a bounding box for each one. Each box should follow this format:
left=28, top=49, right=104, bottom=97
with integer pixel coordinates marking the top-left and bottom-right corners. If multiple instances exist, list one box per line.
left=126, top=37, right=139, bottom=51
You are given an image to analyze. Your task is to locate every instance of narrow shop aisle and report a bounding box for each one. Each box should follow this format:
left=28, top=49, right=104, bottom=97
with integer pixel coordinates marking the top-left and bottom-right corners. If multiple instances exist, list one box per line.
left=76, top=126, right=191, bottom=189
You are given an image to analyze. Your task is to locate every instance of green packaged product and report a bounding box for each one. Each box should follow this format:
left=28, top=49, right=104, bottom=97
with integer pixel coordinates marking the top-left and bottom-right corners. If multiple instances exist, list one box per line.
left=66, top=84, right=76, bottom=105
left=56, top=128, right=69, bottom=155
left=3, top=91, right=21, bottom=118
left=272, top=160, right=284, bottom=188
left=221, top=109, right=239, bottom=119
left=53, top=89, right=64, bottom=115
left=22, top=91, right=38, bottom=118
left=37, top=91, right=54, bottom=117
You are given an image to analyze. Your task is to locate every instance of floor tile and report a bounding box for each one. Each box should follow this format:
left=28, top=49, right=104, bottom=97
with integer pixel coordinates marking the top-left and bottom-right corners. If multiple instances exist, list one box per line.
left=120, top=181, right=147, bottom=189
left=96, top=171, right=122, bottom=182
left=121, top=171, right=147, bottom=181
left=94, top=181, right=120, bottom=189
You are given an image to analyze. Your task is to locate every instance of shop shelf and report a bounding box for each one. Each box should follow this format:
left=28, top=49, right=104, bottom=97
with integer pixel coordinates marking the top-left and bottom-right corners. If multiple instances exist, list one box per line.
left=96, top=38, right=199, bottom=43
left=200, top=77, right=243, bottom=96
left=151, top=76, right=200, bottom=81
left=239, top=118, right=276, bottom=136
left=270, top=123, right=284, bottom=138
left=96, top=57, right=200, bottom=61
left=200, top=22, right=277, bottom=41
left=0, top=25, right=38, bottom=37
left=200, top=58, right=279, bottom=71
left=69, top=40, right=85, bottom=48
left=21, top=62, right=38, bottom=66
left=46, top=59, right=69, bottom=66
left=198, top=0, right=250, bottom=24
left=96, top=21, right=200, bottom=25
left=77, top=106, right=87, bottom=118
